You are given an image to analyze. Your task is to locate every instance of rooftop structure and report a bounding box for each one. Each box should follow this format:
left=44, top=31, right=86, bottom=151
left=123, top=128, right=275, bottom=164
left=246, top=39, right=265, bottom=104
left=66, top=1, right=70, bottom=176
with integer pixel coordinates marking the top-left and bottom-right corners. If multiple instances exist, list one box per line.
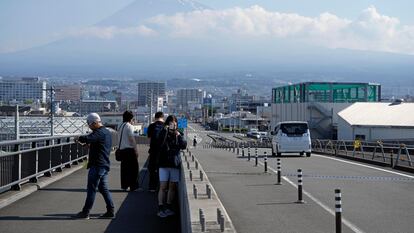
left=272, top=82, right=381, bottom=104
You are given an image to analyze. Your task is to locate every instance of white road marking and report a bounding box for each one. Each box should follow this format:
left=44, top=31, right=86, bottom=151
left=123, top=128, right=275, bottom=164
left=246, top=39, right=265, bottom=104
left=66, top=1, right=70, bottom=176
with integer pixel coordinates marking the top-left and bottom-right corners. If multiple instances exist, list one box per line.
left=313, top=154, right=414, bottom=179
left=188, top=124, right=196, bottom=131
left=259, top=161, right=366, bottom=233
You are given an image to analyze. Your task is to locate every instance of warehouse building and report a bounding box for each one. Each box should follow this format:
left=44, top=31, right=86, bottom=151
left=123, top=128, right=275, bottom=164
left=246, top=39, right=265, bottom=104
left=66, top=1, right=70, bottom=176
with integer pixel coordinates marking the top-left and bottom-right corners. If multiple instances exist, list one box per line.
left=338, top=101, right=414, bottom=141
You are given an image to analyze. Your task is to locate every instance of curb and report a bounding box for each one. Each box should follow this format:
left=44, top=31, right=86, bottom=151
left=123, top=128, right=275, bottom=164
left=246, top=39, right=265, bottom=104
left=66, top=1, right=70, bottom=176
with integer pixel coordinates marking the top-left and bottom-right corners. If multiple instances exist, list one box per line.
left=183, top=149, right=237, bottom=233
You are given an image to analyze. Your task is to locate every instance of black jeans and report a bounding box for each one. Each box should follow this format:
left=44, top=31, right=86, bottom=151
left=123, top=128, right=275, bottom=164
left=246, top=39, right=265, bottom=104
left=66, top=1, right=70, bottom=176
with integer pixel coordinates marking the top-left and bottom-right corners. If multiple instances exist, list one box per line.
left=148, top=154, right=159, bottom=190
left=120, top=148, right=139, bottom=190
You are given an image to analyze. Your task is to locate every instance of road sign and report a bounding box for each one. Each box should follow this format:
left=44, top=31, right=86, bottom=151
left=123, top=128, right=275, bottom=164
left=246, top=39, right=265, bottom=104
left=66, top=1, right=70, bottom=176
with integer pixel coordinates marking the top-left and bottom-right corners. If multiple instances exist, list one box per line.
left=178, top=118, right=188, bottom=129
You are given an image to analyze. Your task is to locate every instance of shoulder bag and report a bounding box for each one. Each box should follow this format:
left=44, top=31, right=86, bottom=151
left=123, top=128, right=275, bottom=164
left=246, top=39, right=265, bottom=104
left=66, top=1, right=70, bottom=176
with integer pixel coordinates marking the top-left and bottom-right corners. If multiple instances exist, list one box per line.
left=115, top=123, right=126, bottom=161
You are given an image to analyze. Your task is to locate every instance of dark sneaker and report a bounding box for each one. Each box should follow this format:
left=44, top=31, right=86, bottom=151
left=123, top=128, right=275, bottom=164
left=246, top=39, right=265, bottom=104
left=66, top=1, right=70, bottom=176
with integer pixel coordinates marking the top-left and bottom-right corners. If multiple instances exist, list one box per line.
left=164, top=209, right=175, bottom=216
left=157, top=210, right=167, bottom=218
left=73, top=211, right=89, bottom=219
left=99, top=211, right=115, bottom=219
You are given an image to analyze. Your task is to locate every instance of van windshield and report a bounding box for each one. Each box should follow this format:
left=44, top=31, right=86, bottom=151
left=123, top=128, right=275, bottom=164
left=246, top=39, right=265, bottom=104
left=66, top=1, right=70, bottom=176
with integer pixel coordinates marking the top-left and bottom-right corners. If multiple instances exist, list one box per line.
left=280, top=123, right=308, bottom=136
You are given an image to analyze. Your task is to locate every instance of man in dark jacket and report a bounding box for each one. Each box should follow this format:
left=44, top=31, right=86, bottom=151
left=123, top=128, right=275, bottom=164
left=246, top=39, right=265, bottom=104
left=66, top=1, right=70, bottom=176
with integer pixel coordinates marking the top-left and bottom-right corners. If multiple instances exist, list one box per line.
left=147, top=111, right=164, bottom=192
left=74, top=113, right=115, bottom=219
left=157, top=115, right=187, bottom=218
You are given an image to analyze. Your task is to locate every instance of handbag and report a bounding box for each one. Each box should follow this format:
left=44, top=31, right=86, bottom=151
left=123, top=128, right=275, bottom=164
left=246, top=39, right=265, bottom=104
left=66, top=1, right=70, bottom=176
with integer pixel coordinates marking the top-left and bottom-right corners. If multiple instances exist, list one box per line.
left=115, top=123, right=126, bottom=161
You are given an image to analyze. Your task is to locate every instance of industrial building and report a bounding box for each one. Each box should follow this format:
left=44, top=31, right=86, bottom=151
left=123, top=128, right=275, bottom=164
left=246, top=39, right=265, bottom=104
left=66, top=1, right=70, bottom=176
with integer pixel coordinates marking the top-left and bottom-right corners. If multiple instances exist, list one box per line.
left=338, top=102, right=414, bottom=141
left=271, top=82, right=381, bottom=139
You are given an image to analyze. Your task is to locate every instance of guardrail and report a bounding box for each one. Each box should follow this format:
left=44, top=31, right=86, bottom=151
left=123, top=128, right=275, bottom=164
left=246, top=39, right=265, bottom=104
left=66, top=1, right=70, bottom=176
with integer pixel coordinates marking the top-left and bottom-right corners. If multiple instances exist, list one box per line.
left=0, top=135, right=89, bottom=193
left=312, top=139, right=414, bottom=170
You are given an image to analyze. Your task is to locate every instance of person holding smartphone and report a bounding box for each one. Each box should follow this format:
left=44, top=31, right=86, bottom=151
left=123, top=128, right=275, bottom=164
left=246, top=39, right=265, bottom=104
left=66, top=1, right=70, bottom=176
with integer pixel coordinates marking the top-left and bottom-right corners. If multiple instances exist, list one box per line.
left=156, top=115, right=187, bottom=218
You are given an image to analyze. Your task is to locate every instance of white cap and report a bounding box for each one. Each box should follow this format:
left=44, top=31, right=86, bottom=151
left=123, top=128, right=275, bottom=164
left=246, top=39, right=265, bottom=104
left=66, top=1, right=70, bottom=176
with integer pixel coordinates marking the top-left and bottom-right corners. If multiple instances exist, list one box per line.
left=86, top=113, right=101, bottom=125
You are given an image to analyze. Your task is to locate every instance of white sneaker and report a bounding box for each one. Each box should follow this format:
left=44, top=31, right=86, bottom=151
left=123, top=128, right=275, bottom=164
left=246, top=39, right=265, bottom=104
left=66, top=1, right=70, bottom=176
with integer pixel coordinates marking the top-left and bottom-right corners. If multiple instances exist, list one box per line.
left=164, top=209, right=175, bottom=216
left=157, top=210, right=168, bottom=218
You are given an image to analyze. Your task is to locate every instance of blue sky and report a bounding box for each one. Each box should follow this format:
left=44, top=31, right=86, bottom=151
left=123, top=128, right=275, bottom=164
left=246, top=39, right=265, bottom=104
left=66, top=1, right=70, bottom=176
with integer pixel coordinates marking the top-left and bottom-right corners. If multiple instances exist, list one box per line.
left=1, top=0, right=413, bottom=54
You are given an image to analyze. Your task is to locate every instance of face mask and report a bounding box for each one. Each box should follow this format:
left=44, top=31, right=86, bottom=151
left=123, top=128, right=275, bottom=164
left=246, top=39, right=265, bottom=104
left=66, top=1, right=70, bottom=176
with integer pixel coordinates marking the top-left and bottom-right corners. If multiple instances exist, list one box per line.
left=168, top=123, right=176, bottom=130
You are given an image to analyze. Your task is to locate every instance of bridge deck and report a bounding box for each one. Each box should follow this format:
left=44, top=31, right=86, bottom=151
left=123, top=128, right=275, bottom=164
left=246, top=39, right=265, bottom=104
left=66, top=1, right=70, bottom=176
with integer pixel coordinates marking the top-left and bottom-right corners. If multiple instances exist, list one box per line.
left=0, top=146, right=180, bottom=233
left=189, top=123, right=414, bottom=233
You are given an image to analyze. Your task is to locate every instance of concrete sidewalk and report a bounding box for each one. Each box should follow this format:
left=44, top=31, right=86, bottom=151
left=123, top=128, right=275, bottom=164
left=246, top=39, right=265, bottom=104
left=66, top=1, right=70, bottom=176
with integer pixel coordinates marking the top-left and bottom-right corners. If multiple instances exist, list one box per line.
left=0, top=145, right=180, bottom=233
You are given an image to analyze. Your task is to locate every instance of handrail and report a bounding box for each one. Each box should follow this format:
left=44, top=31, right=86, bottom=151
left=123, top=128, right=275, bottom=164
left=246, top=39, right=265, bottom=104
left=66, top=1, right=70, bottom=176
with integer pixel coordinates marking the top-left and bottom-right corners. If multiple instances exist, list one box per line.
left=311, top=139, right=414, bottom=170
left=0, top=134, right=89, bottom=193
left=0, top=134, right=84, bottom=146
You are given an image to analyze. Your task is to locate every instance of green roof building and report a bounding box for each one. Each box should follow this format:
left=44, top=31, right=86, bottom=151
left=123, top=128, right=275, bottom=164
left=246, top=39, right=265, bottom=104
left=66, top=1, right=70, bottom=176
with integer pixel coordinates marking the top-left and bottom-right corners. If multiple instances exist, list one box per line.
left=272, top=82, right=381, bottom=104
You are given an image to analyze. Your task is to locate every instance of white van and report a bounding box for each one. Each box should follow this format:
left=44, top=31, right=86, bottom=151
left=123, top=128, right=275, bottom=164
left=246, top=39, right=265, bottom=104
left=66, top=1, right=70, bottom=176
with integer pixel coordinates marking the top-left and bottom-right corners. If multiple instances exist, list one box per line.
left=271, top=121, right=311, bottom=157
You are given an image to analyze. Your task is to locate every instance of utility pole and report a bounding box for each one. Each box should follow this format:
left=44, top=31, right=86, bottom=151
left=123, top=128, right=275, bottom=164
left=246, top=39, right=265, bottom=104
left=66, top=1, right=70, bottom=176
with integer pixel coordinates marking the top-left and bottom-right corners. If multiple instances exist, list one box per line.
left=50, top=86, right=55, bottom=136
left=149, top=90, right=153, bottom=126
left=15, top=105, right=20, bottom=140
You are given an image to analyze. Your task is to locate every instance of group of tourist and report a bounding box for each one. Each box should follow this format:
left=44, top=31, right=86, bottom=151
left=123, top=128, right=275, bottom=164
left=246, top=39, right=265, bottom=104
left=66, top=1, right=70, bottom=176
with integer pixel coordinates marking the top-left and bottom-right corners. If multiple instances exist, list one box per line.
left=73, top=111, right=187, bottom=219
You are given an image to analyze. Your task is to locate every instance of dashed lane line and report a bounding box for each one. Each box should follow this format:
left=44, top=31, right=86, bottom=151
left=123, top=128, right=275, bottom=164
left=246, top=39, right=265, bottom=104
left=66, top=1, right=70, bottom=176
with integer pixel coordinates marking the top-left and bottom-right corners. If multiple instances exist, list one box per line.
left=259, top=160, right=366, bottom=233
left=313, top=154, right=414, bottom=179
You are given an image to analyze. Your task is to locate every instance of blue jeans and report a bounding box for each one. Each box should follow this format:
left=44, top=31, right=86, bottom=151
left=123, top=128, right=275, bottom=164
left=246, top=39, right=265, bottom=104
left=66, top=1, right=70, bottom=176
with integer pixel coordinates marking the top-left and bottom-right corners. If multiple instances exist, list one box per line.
left=82, top=166, right=114, bottom=213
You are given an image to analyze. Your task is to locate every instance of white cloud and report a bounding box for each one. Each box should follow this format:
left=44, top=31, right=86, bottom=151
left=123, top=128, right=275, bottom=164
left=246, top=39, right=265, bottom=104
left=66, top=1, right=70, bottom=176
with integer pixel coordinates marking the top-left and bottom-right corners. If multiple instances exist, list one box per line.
left=70, top=25, right=157, bottom=39
left=69, top=5, right=414, bottom=55
left=144, top=5, right=414, bottom=54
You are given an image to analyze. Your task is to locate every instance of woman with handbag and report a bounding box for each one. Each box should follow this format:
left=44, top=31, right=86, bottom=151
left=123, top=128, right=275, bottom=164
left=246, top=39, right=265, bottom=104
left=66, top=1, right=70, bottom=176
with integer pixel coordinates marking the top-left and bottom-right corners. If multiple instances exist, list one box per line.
left=117, top=111, right=139, bottom=192
left=156, top=115, right=187, bottom=218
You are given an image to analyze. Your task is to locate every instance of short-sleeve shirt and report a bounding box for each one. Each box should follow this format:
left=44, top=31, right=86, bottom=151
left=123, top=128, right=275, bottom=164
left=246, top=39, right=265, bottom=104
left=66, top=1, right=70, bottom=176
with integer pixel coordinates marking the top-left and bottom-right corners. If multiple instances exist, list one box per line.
left=118, top=122, right=135, bottom=150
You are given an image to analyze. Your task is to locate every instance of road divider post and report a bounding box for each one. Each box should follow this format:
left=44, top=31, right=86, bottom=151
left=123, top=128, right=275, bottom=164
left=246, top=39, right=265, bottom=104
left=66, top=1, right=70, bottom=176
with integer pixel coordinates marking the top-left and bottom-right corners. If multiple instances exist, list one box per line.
left=296, top=169, right=305, bottom=204
left=276, top=159, right=282, bottom=185
left=335, top=189, right=342, bottom=233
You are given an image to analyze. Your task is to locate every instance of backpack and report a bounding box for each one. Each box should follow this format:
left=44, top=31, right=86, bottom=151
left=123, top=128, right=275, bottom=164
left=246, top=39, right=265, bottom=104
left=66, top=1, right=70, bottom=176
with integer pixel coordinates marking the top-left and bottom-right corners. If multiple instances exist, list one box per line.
left=149, top=122, right=166, bottom=154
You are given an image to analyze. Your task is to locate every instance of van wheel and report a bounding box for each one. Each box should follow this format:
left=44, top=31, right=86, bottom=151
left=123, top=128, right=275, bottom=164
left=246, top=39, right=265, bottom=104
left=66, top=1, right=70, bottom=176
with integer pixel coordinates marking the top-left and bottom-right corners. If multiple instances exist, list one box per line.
left=300, top=152, right=304, bottom=156
left=306, top=152, right=311, bottom=157
left=277, top=152, right=282, bottom=157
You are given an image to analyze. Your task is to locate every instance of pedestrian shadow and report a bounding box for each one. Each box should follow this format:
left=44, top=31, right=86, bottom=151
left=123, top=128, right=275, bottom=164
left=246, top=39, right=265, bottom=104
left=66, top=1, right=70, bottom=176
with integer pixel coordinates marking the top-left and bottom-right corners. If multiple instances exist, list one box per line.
left=39, top=188, right=127, bottom=193
left=0, top=213, right=101, bottom=221
left=103, top=158, right=181, bottom=233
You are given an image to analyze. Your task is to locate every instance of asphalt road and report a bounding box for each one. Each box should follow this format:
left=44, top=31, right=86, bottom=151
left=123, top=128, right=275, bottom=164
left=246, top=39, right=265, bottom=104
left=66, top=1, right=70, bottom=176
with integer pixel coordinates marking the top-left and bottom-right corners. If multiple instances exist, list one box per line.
left=0, top=145, right=180, bottom=233
left=189, top=123, right=414, bottom=233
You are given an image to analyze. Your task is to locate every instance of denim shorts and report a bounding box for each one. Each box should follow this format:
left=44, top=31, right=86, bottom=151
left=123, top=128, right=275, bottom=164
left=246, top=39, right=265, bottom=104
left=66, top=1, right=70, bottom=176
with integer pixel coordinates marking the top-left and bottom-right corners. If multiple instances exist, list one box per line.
left=159, top=167, right=180, bottom=182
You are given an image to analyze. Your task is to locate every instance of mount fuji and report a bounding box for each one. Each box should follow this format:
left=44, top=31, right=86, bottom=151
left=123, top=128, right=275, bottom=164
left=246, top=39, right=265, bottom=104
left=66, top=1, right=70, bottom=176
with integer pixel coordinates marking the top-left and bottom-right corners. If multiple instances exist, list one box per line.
left=0, top=0, right=413, bottom=83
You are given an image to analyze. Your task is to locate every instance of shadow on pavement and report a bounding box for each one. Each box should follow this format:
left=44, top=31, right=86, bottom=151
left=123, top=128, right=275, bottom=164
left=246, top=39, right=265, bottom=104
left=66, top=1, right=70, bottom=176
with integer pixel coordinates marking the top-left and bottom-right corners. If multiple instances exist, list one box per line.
left=39, top=188, right=127, bottom=193
left=103, top=162, right=180, bottom=233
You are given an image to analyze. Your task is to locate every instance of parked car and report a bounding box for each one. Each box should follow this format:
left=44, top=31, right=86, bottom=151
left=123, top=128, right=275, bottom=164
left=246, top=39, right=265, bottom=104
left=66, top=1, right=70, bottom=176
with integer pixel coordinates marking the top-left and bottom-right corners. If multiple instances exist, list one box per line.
left=247, top=129, right=260, bottom=139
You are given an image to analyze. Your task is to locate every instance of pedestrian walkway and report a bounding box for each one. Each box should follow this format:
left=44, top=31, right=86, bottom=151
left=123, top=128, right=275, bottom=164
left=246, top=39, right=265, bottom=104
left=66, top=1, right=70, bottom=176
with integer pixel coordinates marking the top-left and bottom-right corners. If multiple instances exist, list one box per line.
left=0, top=145, right=180, bottom=233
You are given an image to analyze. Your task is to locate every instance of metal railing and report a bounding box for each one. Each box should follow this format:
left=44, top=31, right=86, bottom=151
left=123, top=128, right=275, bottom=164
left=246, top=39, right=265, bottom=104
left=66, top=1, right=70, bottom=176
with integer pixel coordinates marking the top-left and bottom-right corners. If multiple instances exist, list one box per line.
left=208, top=134, right=272, bottom=149
left=0, top=135, right=89, bottom=193
left=312, top=139, right=414, bottom=170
